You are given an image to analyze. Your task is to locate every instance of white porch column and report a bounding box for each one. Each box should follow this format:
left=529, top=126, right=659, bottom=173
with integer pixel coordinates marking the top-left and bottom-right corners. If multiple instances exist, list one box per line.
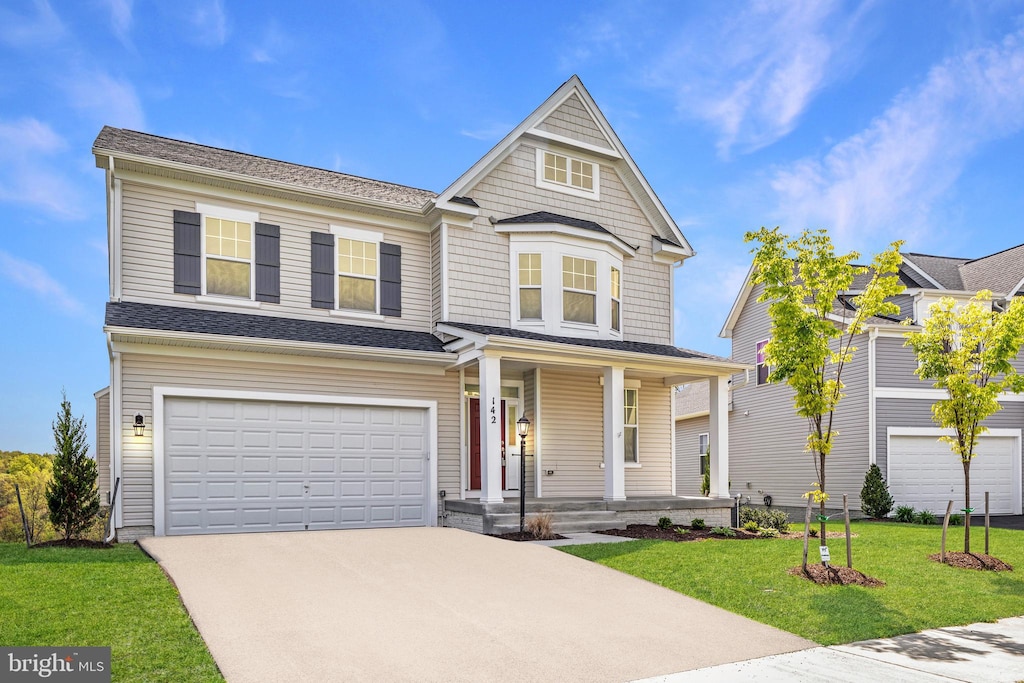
left=708, top=374, right=730, bottom=498
left=478, top=353, right=504, bottom=504
left=603, top=366, right=625, bottom=501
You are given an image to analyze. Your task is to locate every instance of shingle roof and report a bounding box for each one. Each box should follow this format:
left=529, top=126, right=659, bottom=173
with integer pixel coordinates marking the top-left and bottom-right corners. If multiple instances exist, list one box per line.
left=959, top=243, right=1024, bottom=295
left=442, top=322, right=733, bottom=362
left=902, top=252, right=969, bottom=290
left=495, top=211, right=613, bottom=236
left=105, top=302, right=448, bottom=353
left=93, top=127, right=437, bottom=209
left=674, top=382, right=709, bottom=417
left=450, top=196, right=480, bottom=207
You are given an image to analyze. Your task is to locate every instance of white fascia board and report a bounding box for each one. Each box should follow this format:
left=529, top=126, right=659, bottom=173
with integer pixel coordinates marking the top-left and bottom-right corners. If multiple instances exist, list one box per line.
left=900, top=255, right=945, bottom=289
left=522, top=128, right=622, bottom=160
left=876, top=386, right=1024, bottom=402
left=494, top=222, right=637, bottom=257
left=719, top=263, right=756, bottom=339
left=93, top=386, right=111, bottom=399
left=652, top=238, right=691, bottom=264
left=674, top=410, right=710, bottom=421
left=95, top=147, right=434, bottom=216
left=105, top=326, right=453, bottom=365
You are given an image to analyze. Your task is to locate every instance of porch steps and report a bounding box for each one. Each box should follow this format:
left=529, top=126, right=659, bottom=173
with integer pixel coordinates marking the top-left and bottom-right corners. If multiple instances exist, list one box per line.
left=487, top=510, right=620, bottom=535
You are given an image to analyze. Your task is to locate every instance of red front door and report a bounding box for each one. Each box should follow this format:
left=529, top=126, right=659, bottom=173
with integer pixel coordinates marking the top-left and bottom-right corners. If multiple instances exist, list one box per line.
left=469, top=398, right=506, bottom=490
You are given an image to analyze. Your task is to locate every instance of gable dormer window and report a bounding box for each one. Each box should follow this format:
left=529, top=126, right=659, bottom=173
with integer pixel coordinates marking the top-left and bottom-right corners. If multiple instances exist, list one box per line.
left=536, top=149, right=600, bottom=199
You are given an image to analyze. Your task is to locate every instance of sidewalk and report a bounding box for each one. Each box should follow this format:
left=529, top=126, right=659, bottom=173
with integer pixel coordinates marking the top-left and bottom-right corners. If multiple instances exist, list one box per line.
left=636, top=615, right=1024, bottom=682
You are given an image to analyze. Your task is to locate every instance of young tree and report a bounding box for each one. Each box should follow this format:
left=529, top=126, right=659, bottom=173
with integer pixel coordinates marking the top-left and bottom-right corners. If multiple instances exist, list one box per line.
left=746, top=227, right=904, bottom=543
left=46, top=391, right=99, bottom=541
left=860, top=464, right=894, bottom=519
left=904, top=291, right=1024, bottom=553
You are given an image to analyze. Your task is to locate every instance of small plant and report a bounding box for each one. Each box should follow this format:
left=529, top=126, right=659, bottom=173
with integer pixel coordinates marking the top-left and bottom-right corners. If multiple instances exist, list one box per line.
left=948, top=513, right=964, bottom=526
left=895, top=505, right=916, bottom=523
left=524, top=512, right=555, bottom=540
left=690, top=518, right=706, bottom=530
left=673, top=527, right=688, bottom=535
left=759, top=527, right=780, bottom=538
left=700, top=465, right=710, bottom=497
left=657, top=516, right=672, bottom=530
left=915, top=510, right=936, bottom=525
left=860, top=463, right=895, bottom=518
left=742, top=520, right=760, bottom=532
left=711, top=526, right=736, bottom=537
left=46, top=391, right=99, bottom=541
left=808, top=527, right=818, bottom=538
left=739, top=505, right=791, bottom=531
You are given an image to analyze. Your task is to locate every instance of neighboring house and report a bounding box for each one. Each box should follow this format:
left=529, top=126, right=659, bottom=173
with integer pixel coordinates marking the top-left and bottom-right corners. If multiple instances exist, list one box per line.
left=676, top=244, right=1024, bottom=517
left=93, top=76, right=745, bottom=540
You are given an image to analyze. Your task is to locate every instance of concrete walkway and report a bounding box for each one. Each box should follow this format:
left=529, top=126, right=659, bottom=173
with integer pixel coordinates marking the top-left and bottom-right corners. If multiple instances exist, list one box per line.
left=141, top=528, right=810, bottom=682
left=638, top=616, right=1024, bottom=682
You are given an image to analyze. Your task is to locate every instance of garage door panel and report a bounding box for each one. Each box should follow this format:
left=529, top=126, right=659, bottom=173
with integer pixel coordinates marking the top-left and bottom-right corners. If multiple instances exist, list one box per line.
left=889, top=433, right=1019, bottom=515
left=164, top=398, right=430, bottom=535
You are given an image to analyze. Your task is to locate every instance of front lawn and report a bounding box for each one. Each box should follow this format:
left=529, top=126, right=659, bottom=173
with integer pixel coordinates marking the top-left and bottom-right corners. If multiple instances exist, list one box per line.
left=561, top=521, right=1024, bottom=645
left=0, top=543, right=222, bottom=682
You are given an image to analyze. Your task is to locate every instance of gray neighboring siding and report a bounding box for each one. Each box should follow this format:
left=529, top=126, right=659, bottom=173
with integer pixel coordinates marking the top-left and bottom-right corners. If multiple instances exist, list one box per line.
left=95, top=388, right=111, bottom=506
left=448, top=143, right=673, bottom=345
left=675, top=415, right=709, bottom=496
left=889, top=294, right=915, bottom=320
left=875, top=397, right=1024, bottom=507
left=535, top=94, right=613, bottom=149
left=119, top=181, right=433, bottom=331
left=875, top=336, right=924, bottom=387
left=729, top=282, right=871, bottom=510
left=117, top=353, right=461, bottom=528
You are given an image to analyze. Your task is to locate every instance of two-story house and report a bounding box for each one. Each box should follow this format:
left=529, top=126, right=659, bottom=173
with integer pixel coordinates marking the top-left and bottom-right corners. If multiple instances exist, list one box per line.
left=675, top=244, right=1024, bottom=519
left=93, top=76, right=745, bottom=541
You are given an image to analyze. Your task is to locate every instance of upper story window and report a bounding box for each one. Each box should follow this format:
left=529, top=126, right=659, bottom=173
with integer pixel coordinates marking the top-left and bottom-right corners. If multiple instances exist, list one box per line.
left=624, top=388, right=639, bottom=463
left=562, top=256, right=597, bottom=324
left=518, top=253, right=543, bottom=319
left=535, top=149, right=601, bottom=199
left=205, top=217, right=252, bottom=298
left=756, top=339, right=770, bottom=385
left=337, top=237, right=377, bottom=312
left=610, top=267, right=621, bottom=332
left=698, top=432, right=710, bottom=474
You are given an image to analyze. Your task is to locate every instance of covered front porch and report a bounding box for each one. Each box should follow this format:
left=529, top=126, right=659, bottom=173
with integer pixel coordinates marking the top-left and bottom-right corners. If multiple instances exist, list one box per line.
left=436, top=322, right=747, bottom=526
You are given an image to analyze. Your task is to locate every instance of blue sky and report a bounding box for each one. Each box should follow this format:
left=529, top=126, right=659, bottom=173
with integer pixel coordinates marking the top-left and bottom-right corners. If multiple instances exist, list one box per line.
left=3, top=1, right=1024, bottom=453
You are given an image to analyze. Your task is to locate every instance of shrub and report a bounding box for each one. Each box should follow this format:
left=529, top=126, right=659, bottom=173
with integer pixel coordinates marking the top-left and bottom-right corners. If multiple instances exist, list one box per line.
left=860, top=463, right=895, bottom=518
left=690, top=518, right=706, bottom=530
left=759, top=527, right=780, bottom=538
left=711, top=526, right=736, bottom=537
left=739, top=505, right=791, bottom=531
left=915, top=510, right=936, bottom=525
left=895, top=505, right=916, bottom=523
left=807, top=527, right=818, bottom=538
left=700, top=468, right=710, bottom=497
left=46, top=393, right=99, bottom=541
left=524, top=512, right=555, bottom=540
left=657, top=516, right=672, bottom=530
left=948, top=513, right=964, bottom=526
left=742, top=520, right=760, bottom=532
left=673, top=527, right=688, bottom=535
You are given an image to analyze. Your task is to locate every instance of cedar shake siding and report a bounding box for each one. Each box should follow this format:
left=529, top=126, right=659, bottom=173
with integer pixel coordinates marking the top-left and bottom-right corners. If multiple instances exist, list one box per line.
left=535, top=94, right=614, bottom=150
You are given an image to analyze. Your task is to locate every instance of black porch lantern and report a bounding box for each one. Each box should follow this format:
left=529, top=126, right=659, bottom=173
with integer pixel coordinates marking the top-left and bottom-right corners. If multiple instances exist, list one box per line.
left=133, top=413, right=145, bottom=437
left=516, top=416, right=531, bottom=533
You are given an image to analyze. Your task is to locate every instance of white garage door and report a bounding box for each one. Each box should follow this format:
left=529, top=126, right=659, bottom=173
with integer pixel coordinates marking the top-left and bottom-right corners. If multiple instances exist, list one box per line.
left=888, top=433, right=1020, bottom=515
left=162, top=397, right=430, bottom=535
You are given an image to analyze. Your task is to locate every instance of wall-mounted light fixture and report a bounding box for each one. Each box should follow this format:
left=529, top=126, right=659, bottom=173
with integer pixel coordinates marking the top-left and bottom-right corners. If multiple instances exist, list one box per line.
left=133, top=413, right=145, bottom=437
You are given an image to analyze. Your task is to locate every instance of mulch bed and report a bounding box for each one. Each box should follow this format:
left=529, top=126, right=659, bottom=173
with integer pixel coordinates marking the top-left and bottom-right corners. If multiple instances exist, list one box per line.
left=929, top=552, right=1014, bottom=571
left=789, top=563, right=886, bottom=587
left=31, top=539, right=112, bottom=549
left=492, top=531, right=568, bottom=542
left=596, top=524, right=855, bottom=543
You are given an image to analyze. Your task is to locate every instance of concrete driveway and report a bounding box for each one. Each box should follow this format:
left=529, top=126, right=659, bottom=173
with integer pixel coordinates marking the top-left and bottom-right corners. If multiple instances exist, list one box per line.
left=140, top=528, right=811, bottom=682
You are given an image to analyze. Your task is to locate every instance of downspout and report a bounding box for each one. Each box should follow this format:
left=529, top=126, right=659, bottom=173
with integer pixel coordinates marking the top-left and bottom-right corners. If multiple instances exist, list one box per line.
left=105, top=333, right=122, bottom=543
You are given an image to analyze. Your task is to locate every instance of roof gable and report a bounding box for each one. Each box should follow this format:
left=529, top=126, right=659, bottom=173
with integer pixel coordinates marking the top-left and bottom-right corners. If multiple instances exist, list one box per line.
left=435, top=76, right=694, bottom=256
left=959, top=243, right=1024, bottom=295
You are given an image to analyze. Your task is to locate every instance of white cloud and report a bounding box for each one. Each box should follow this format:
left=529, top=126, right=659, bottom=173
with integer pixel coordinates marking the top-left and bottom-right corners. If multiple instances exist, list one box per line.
left=63, top=70, right=145, bottom=130
left=190, top=0, right=228, bottom=47
left=459, top=123, right=514, bottom=142
left=771, top=26, right=1024, bottom=246
left=0, top=0, right=66, bottom=48
left=249, top=21, right=289, bottom=64
left=100, top=0, right=133, bottom=45
left=0, top=118, right=83, bottom=218
left=645, top=1, right=867, bottom=157
left=0, top=250, right=94, bottom=323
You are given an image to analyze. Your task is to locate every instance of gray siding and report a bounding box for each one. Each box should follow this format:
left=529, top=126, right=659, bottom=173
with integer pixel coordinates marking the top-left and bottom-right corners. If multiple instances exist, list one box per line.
left=875, top=336, right=924, bottom=387
left=430, top=226, right=441, bottom=324
left=95, top=388, right=111, bottom=506
left=890, top=294, right=915, bottom=320
left=448, top=143, right=674, bottom=345
left=535, top=94, right=613, bottom=149
left=117, top=352, right=461, bottom=528
left=675, top=415, right=709, bottom=496
left=119, top=181, right=433, bottom=331
left=729, top=282, right=871, bottom=510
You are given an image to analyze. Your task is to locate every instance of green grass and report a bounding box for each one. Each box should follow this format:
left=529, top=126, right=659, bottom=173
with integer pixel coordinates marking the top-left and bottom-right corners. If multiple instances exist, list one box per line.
left=0, top=543, right=222, bottom=682
left=560, top=521, right=1024, bottom=645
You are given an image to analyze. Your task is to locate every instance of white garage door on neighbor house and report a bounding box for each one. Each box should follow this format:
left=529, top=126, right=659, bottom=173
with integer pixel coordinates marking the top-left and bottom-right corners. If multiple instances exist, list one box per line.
left=159, top=396, right=431, bottom=535
left=887, top=429, right=1022, bottom=516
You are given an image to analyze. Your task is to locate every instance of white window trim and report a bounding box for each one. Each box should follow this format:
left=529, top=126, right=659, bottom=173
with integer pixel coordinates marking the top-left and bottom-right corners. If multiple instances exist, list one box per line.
left=611, top=266, right=622, bottom=332
left=624, top=387, right=640, bottom=465
left=755, top=338, right=770, bottom=386
left=195, top=203, right=259, bottom=302
left=698, top=432, right=710, bottom=474
left=561, top=255, right=598, bottom=326
left=517, top=252, right=543, bottom=321
left=535, top=148, right=601, bottom=200
left=509, top=234, right=623, bottom=340
left=330, top=225, right=383, bottom=315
